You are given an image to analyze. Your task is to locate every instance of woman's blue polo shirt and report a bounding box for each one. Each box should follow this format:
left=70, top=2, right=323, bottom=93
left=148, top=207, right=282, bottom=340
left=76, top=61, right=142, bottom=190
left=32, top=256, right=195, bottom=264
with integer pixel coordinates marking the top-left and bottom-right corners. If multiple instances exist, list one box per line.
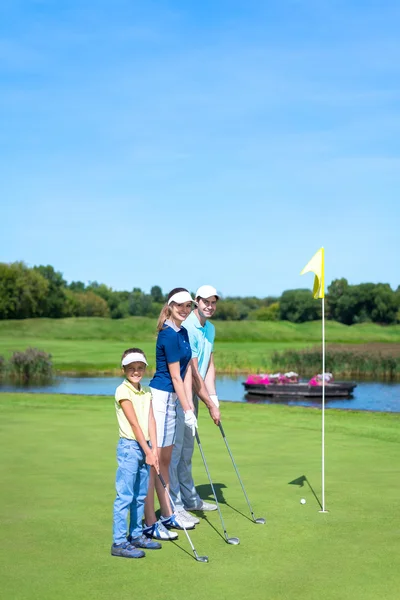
left=150, top=319, right=192, bottom=392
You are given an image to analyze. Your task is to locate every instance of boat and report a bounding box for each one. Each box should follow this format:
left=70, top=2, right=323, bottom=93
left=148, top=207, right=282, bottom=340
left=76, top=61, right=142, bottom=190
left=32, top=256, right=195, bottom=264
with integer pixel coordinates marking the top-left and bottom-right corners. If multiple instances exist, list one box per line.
left=242, top=381, right=357, bottom=398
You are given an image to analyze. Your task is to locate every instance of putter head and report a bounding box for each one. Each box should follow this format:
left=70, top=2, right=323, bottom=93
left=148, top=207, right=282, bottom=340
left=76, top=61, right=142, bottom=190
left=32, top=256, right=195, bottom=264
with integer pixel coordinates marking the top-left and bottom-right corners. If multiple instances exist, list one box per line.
left=196, top=555, right=209, bottom=563
left=227, top=537, right=240, bottom=545
left=255, top=517, right=266, bottom=524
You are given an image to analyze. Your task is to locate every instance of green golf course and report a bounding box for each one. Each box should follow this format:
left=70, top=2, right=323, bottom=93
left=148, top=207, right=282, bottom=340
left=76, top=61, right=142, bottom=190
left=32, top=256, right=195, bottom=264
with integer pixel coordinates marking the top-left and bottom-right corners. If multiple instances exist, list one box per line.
left=1, top=392, right=399, bottom=600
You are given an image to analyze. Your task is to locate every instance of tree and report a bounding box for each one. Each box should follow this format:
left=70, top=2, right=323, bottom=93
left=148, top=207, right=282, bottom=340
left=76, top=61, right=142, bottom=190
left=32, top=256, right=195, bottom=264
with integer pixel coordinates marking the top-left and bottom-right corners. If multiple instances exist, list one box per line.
left=327, top=278, right=359, bottom=325
left=150, top=285, right=164, bottom=303
left=33, top=265, right=67, bottom=318
left=0, top=262, right=49, bottom=319
left=327, top=278, right=349, bottom=321
left=128, top=290, right=153, bottom=316
left=327, top=279, right=398, bottom=325
left=279, top=289, right=321, bottom=322
left=69, top=281, right=86, bottom=292
left=369, top=284, right=398, bottom=324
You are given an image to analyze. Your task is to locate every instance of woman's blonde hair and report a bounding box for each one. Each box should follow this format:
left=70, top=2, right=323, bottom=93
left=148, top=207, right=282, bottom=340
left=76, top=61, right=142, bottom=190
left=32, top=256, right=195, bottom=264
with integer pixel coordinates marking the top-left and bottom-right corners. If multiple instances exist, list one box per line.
left=156, top=287, right=189, bottom=331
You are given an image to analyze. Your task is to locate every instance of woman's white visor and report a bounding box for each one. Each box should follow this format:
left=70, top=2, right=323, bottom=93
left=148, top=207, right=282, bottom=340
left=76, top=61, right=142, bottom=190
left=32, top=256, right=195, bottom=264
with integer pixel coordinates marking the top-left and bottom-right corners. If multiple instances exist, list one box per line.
left=167, top=291, right=197, bottom=305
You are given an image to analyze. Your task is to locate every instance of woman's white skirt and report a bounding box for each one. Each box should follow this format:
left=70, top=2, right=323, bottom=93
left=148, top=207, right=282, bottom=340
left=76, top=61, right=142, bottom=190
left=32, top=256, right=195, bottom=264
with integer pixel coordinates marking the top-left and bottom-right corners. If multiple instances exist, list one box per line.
left=150, top=387, right=178, bottom=447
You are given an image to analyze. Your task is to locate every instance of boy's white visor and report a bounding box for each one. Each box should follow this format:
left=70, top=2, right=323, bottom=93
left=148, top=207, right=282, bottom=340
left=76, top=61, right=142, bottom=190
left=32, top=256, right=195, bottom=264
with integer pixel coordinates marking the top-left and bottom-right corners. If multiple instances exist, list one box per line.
left=122, top=352, right=148, bottom=366
left=167, top=291, right=197, bottom=305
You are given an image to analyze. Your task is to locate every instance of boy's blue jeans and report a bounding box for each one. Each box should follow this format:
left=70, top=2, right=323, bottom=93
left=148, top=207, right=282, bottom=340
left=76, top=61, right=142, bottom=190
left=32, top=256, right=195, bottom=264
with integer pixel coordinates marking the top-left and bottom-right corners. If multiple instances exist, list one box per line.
left=113, top=438, right=150, bottom=544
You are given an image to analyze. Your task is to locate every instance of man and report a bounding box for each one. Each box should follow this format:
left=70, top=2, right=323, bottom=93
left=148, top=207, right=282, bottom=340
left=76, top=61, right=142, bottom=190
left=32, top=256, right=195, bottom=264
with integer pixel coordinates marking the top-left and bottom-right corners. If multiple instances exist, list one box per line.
left=169, top=285, right=221, bottom=524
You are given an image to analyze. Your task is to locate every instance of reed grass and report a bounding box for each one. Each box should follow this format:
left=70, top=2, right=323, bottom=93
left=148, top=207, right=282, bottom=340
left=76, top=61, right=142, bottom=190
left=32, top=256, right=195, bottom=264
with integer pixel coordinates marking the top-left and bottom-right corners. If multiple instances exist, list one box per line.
left=270, top=344, right=400, bottom=380
left=6, top=348, right=53, bottom=382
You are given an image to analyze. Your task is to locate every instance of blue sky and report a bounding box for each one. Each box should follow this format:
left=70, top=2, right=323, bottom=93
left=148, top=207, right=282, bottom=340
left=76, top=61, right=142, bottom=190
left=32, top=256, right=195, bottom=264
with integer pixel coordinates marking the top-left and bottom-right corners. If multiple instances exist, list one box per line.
left=1, top=0, right=399, bottom=297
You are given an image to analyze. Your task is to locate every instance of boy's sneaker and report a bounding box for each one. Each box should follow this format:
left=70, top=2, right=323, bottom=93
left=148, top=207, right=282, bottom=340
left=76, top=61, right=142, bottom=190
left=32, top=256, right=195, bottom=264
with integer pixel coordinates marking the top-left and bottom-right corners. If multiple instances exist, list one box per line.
left=143, top=519, right=178, bottom=540
left=176, top=508, right=200, bottom=525
left=129, top=534, right=162, bottom=550
left=111, top=541, right=145, bottom=559
left=161, top=513, right=195, bottom=530
left=186, top=500, right=217, bottom=512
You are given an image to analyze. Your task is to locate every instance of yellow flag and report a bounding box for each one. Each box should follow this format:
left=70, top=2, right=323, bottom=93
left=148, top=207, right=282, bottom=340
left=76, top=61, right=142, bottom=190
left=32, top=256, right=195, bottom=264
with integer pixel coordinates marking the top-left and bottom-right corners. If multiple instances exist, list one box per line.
left=300, top=247, right=324, bottom=299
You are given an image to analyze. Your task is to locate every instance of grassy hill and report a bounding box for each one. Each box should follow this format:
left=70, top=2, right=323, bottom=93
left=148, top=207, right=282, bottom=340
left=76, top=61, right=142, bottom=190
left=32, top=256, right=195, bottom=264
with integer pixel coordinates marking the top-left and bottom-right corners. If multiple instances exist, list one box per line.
left=0, top=316, right=400, bottom=342
left=0, top=317, right=399, bottom=373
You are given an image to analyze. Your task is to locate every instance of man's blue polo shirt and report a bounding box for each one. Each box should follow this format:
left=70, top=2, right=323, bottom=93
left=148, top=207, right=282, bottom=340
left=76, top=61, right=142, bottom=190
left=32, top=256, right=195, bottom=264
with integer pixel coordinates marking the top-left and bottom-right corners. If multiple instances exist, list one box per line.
left=150, top=319, right=192, bottom=392
left=182, top=311, right=215, bottom=379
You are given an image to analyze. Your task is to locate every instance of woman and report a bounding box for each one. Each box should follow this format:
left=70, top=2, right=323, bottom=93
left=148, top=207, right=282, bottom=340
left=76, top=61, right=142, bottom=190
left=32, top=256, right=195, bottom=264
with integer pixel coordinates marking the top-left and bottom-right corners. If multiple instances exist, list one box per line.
left=143, top=288, right=198, bottom=540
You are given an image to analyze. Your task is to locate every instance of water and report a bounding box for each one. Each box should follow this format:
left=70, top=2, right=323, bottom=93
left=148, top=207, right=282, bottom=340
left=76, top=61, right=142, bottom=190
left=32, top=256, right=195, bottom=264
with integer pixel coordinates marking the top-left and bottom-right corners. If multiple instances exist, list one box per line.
left=1, top=375, right=399, bottom=412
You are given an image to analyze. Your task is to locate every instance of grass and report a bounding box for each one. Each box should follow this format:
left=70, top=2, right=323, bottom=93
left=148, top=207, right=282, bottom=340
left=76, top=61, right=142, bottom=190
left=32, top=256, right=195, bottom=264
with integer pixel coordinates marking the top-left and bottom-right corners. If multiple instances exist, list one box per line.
left=0, top=317, right=400, bottom=374
left=1, top=316, right=400, bottom=343
left=0, top=393, right=399, bottom=600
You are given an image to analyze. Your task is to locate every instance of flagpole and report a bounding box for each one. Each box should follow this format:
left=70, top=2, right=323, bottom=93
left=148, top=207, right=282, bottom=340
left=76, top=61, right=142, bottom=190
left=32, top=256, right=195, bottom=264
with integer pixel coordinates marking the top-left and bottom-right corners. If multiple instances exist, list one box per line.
left=300, top=246, right=327, bottom=513
left=320, top=296, right=328, bottom=512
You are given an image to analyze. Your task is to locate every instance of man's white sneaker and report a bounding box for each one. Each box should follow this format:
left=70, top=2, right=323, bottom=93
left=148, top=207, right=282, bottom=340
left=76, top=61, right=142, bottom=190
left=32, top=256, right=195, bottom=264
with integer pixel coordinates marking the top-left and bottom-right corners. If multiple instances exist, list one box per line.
left=161, top=513, right=195, bottom=530
left=176, top=508, right=200, bottom=525
left=186, top=500, right=217, bottom=512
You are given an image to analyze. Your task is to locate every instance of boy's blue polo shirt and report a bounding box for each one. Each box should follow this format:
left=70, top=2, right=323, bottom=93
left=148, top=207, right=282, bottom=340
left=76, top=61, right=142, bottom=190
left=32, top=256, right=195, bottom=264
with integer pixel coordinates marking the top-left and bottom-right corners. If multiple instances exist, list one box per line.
left=182, top=311, right=215, bottom=379
left=150, top=320, right=192, bottom=392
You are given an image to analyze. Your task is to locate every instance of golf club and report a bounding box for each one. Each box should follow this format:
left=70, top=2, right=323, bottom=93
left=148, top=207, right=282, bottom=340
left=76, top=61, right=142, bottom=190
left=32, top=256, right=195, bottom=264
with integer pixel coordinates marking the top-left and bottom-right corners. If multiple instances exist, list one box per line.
left=218, top=422, right=266, bottom=525
left=195, top=430, right=240, bottom=545
left=157, top=472, right=209, bottom=563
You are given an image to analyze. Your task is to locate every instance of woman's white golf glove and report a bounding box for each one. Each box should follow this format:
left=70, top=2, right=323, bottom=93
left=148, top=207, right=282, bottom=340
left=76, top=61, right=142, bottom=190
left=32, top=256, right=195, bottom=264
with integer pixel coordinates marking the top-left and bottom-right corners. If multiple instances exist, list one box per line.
left=209, top=394, right=220, bottom=408
left=184, top=409, right=198, bottom=436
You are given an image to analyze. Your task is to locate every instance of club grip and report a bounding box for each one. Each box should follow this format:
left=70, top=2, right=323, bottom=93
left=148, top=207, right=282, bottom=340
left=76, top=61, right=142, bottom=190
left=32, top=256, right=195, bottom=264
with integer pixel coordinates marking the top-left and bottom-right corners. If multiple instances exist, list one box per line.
left=158, top=472, right=167, bottom=488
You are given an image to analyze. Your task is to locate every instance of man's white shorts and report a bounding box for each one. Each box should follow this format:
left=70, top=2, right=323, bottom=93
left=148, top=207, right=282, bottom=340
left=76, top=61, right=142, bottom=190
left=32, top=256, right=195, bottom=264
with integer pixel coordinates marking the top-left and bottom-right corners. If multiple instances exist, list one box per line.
left=150, top=387, right=177, bottom=447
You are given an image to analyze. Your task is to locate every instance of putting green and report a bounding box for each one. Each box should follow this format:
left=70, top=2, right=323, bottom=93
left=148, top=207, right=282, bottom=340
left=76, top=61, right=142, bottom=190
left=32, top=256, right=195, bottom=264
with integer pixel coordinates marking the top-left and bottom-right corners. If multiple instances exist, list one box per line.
left=0, top=393, right=399, bottom=600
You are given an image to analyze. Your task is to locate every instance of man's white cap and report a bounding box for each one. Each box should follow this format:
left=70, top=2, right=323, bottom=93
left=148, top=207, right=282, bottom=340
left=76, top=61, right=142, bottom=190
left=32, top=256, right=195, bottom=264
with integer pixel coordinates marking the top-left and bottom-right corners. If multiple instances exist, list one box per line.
left=122, top=352, right=148, bottom=367
left=167, top=290, right=197, bottom=305
left=195, top=285, right=219, bottom=300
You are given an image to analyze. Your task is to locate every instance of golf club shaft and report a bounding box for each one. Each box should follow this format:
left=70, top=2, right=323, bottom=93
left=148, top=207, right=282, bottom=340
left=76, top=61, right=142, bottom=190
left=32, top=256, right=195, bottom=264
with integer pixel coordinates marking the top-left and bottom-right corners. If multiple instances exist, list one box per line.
left=218, top=422, right=256, bottom=521
left=195, top=430, right=230, bottom=541
left=157, top=472, right=198, bottom=556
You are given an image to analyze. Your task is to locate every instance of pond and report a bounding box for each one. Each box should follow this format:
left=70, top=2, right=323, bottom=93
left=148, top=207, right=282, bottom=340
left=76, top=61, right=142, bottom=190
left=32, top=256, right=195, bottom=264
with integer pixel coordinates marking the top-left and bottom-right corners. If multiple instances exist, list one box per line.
left=1, top=375, right=399, bottom=412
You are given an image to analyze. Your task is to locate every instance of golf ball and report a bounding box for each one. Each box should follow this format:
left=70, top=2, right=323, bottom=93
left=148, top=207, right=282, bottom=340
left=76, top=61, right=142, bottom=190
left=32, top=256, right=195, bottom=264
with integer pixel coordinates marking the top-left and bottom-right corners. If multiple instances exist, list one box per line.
left=300, top=498, right=306, bottom=504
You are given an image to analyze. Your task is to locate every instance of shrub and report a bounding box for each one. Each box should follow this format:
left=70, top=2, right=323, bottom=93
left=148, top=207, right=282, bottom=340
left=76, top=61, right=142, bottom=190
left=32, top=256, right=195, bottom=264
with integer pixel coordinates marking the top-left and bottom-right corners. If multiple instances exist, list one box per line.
left=64, top=290, right=110, bottom=317
left=0, top=355, right=5, bottom=378
left=111, top=301, right=130, bottom=319
left=8, top=348, right=53, bottom=382
left=252, top=302, right=280, bottom=321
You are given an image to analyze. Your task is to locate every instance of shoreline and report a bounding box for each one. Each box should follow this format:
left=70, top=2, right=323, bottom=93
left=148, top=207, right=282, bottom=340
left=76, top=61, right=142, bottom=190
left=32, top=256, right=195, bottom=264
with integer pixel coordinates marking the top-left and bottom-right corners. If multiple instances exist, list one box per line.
left=60, top=367, right=400, bottom=380
left=30, top=368, right=400, bottom=381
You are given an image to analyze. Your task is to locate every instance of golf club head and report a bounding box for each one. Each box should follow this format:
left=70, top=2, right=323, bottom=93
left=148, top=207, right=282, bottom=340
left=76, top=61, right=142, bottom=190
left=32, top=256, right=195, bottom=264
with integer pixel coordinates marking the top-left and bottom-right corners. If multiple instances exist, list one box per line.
left=195, top=555, right=209, bottom=563
left=227, top=537, right=240, bottom=545
left=254, top=517, right=266, bottom=524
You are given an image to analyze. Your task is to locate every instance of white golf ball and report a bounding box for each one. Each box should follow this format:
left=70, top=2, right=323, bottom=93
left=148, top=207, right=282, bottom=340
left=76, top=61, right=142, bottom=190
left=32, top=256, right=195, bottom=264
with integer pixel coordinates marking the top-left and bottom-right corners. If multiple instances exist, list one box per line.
left=300, top=498, right=306, bottom=504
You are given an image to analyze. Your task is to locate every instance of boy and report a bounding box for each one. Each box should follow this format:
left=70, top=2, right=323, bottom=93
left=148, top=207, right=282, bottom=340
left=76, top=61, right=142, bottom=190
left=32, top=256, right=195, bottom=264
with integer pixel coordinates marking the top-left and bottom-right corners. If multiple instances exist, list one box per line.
left=111, top=348, right=161, bottom=558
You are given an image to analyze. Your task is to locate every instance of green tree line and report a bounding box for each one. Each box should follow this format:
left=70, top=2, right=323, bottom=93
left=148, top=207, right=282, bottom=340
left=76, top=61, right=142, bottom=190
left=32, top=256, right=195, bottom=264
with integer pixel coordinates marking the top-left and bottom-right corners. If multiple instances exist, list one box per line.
left=0, top=262, right=399, bottom=324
